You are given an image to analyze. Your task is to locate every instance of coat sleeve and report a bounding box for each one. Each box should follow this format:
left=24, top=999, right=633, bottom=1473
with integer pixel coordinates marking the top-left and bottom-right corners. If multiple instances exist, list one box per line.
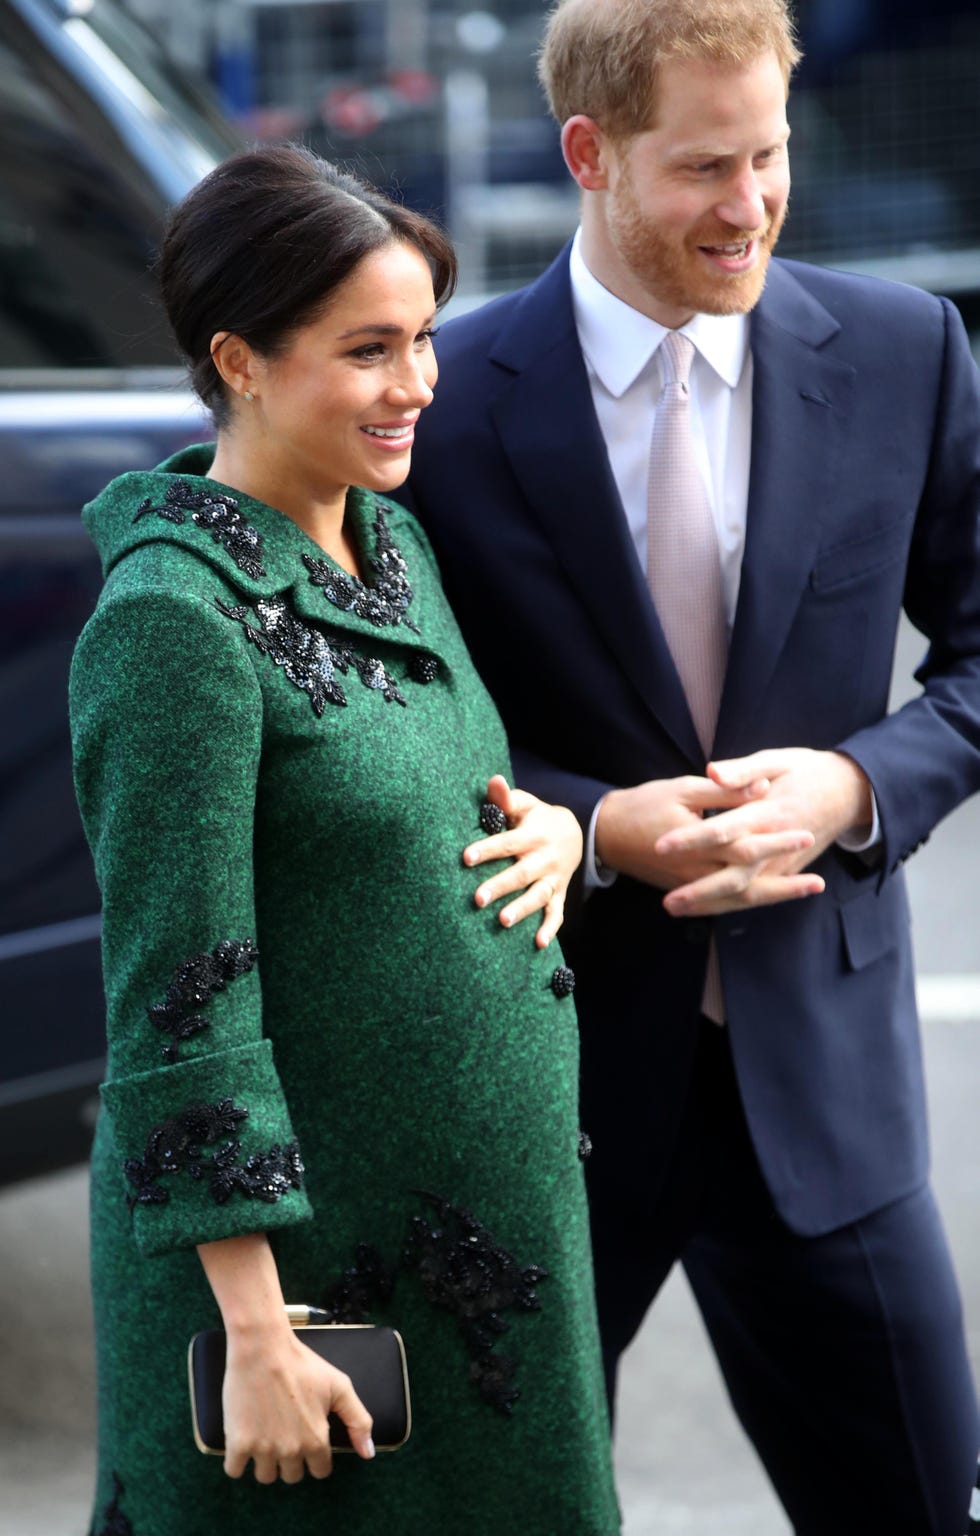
left=838, top=296, right=980, bottom=880
left=70, top=584, right=313, bottom=1257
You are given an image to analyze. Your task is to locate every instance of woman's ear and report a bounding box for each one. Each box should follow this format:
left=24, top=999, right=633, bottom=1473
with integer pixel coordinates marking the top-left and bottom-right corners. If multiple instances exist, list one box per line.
left=209, top=332, right=260, bottom=404
left=561, top=116, right=611, bottom=191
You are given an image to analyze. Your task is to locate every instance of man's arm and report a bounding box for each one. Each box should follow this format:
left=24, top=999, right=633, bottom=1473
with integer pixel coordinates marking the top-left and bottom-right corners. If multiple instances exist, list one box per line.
left=653, top=297, right=980, bottom=899
left=839, top=297, right=980, bottom=878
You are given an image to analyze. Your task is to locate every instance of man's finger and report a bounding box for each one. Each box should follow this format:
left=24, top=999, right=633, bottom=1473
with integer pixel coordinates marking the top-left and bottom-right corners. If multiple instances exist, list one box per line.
left=656, top=801, right=802, bottom=853
left=657, top=814, right=810, bottom=855
left=707, top=752, right=786, bottom=789
left=723, top=831, right=815, bottom=867
left=664, top=869, right=825, bottom=915
left=679, top=774, right=771, bottom=810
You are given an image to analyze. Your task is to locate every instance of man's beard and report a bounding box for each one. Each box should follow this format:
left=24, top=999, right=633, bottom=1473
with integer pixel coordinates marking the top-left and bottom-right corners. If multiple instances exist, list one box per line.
left=611, top=176, right=787, bottom=318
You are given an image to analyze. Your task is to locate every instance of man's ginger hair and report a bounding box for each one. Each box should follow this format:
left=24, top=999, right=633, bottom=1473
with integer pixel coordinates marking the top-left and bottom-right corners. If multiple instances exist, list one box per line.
left=538, top=0, right=801, bottom=137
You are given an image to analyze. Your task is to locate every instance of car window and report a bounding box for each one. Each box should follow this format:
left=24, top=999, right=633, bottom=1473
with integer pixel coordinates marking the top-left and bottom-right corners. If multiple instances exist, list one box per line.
left=0, top=24, right=178, bottom=366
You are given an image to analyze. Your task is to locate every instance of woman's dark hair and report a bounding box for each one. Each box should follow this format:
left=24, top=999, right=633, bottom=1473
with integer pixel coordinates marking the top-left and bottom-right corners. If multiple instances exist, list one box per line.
left=160, top=144, right=458, bottom=425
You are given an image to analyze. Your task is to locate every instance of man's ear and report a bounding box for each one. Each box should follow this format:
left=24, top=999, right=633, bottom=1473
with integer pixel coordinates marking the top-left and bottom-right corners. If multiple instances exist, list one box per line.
left=561, top=115, right=611, bottom=191
left=209, top=332, right=260, bottom=402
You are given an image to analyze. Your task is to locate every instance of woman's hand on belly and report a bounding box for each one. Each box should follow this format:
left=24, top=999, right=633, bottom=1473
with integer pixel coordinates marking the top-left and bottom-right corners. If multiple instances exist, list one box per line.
left=463, top=773, right=583, bottom=948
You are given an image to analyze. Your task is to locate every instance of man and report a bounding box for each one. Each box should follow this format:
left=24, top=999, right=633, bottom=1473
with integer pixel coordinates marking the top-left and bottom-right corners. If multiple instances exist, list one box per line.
left=401, top=1, right=980, bottom=1529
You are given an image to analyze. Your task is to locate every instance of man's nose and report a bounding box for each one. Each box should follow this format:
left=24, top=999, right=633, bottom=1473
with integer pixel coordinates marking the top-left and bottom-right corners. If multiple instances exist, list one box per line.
left=716, top=170, right=766, bottom=231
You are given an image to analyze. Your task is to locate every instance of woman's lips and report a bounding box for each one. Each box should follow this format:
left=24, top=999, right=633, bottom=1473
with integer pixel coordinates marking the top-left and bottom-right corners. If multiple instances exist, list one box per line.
left=360, top=421, right=416, bottom=449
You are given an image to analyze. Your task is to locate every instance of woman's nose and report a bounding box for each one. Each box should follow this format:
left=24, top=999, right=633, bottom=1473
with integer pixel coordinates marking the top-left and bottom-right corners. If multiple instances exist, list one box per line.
left=387, top=358, right=434, bottom=407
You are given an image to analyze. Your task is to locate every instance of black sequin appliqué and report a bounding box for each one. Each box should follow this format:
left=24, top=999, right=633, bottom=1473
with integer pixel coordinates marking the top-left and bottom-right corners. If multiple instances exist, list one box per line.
left=123, top=1098, right=304, bottom=1210
left=216, top=595, right=406, bottom=712
left=319, top=1244, right=396, bottom=1323
left=148, top=938, right=258, bottom=1064
left=134, top=478, right=266, bottom=579
left=92, top=1473, right=133, bottom=1536
left=403, top=1191, right=548, bottom=1415
left=302, top=506, right=419, bottom=633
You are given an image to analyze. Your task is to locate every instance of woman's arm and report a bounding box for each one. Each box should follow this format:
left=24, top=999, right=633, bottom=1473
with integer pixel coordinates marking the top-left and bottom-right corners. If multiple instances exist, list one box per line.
left=197, top=1234, right=375, bottom=1483
left=463, top=773, right=583, bottom=948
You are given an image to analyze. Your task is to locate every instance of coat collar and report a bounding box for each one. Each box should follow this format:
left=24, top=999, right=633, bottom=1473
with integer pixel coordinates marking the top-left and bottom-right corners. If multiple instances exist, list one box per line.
left=484, top=250, right=856, bottom=764
left=89, top=444, right=437, bottom=652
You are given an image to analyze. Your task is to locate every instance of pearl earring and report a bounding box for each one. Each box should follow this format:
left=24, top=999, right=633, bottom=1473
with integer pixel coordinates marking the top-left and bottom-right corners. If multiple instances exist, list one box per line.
left=243, top=390, right=254, bottom=403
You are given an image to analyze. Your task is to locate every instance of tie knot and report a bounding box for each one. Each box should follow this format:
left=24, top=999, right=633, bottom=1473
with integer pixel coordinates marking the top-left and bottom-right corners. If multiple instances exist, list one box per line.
left=660, top=331, right=695, bottom=390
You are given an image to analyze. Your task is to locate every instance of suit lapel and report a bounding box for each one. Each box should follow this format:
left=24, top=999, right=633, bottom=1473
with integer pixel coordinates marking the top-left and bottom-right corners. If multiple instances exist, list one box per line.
left=714, top=264, right=856, bottom=757
left=488, top=252, right=703, bottom=764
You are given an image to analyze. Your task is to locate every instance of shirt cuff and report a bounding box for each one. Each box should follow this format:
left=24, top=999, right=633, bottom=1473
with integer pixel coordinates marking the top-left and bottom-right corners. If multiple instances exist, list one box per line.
left=584, top=795, right=619, bottom=891
left=836, top=788, right=881, bottom=853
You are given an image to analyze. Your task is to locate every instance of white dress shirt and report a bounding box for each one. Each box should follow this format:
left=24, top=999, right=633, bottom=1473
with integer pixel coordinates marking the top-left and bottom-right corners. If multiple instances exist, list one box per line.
left=567, top=230, right=878, bottom=883
left=570, top=228, right=752, bottom=628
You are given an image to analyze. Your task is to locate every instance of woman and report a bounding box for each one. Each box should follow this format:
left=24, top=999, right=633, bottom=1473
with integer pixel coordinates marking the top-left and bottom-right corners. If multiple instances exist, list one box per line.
left=70, top=146, right=620, bottom=1536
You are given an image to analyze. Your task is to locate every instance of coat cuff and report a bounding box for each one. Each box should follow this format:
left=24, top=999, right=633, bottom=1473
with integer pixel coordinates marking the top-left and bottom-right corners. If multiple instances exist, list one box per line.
left=102, top=1039, right=312, bottom=1257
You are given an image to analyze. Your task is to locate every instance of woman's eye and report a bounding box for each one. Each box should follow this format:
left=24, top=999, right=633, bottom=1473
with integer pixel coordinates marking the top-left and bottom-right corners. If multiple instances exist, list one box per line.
left=415, top=326, right=440, bottom=348
left=352, top=343, right=386, bottom=361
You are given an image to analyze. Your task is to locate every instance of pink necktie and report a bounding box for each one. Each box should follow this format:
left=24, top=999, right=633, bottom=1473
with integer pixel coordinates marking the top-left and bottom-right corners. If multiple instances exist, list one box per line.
left=646, top=332, right=727, bottom=1022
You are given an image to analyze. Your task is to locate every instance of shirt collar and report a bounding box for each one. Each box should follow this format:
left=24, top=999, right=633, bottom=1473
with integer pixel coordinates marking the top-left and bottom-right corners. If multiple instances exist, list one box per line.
left=569, top=227, right=750, bottom=396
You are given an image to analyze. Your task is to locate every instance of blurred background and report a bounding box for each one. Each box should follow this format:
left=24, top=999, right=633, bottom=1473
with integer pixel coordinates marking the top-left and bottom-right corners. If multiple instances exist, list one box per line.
left=1, top=0, right=979, bottom=1531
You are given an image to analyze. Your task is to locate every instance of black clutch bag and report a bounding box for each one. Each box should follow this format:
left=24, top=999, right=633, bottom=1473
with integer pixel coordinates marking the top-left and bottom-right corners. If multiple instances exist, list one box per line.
left=188, top=1311, right=412, bottom=1454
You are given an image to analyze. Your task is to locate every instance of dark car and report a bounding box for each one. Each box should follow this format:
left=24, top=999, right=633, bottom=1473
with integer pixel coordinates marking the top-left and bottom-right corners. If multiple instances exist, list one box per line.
left=0, top=0, right=238, bottom=1183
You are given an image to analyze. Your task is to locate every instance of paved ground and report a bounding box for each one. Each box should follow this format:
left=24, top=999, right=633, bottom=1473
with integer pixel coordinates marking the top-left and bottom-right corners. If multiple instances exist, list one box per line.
left=2, top=618, right=978, bottom=1535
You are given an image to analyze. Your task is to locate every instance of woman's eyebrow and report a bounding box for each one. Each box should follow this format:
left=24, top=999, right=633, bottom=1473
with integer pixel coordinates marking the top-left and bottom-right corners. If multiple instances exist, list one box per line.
left=336, top=315, right=436, bottom=340
left=336, top=323, right=404, bottom=339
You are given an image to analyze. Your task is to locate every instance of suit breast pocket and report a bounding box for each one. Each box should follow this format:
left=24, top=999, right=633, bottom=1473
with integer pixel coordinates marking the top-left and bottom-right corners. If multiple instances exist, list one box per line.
left=809, top=517, right=912, bottom=595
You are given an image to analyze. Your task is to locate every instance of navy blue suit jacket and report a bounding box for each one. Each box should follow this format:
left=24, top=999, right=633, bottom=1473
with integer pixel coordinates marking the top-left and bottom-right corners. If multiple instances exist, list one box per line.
left=402, top=250, right=980, bottom=1236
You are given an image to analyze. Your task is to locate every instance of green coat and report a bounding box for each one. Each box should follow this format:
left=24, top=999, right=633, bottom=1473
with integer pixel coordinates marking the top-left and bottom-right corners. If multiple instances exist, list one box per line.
left=70, top=445, right=620, bottom=1536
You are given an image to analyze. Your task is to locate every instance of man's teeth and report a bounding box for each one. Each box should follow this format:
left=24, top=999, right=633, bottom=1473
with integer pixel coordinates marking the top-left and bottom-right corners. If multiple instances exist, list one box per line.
left=364, top=425, right=412, bottom=438
left=706, top=242, right=750, bottom=256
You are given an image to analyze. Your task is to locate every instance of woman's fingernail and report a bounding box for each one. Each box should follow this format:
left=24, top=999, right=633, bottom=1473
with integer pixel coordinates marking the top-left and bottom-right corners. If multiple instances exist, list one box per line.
left=363, top=1437, right=376, bottom=1459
